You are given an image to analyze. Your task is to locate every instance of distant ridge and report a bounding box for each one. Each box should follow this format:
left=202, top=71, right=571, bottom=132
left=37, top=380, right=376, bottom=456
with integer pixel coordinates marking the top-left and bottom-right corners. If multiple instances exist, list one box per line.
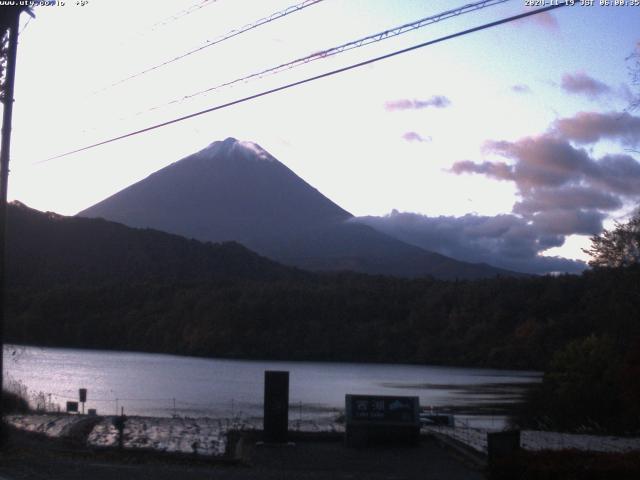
left=8, top=200, right=296, bottom=287
left=78, top=138, right=524, bottom=279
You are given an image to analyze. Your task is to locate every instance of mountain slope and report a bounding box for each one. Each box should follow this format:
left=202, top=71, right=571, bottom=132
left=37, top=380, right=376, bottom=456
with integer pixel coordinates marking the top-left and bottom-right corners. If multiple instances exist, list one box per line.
left=261, top=221, right=514, bottom=279
left=79, top=138, right=351, bottom=250
left=7, top=201, right=298, bottom=288
left=78, top=137, right=523, bottom=279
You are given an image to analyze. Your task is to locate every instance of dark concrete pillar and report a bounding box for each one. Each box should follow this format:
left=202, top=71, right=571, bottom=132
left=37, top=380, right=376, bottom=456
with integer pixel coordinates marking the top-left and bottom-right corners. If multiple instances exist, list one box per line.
left=487, top=430, right=521, bottom=464
left=263, top=370, right=289, bottom=443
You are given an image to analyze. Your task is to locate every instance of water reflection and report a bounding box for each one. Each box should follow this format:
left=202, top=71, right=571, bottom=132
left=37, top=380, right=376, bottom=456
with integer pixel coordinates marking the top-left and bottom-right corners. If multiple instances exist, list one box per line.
left=4, top=345, right=540, bottom=428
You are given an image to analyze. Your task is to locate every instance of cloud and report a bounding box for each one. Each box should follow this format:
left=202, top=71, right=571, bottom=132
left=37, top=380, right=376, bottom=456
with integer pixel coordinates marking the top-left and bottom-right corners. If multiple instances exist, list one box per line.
left=553, top=111, right=640, bottom=147
left=402, top=131, right=431, bottom=143
left=529, top=209, right=606, bottom=236
left=511, top=84, right=531, bottom=94
left=515, top=9, right=559, bottom=31
left=593, top=154, right=640, bottom=195
left=425, top=109, right=640, bottom=274
left=353, top=211, right=585, bottom=275
left=513, top=186, right=622, bottom=216
left=528, top=11, right=559, bottom=31
left=481, top=136, right=597, bottom=191
left=454, top=134, right=640, bottom=197
left=449, top=126, right=640, bottom=249
left=450, top=159, right=514, bottom=181
left=561, top=72, right=612, bottom=100
left=384, top=95, right=451, bottom=111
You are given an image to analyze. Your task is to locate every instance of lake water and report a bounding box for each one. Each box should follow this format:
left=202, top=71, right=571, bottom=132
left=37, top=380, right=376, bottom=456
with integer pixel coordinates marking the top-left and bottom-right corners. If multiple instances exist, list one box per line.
left=4, top=345, right=540, bottom=429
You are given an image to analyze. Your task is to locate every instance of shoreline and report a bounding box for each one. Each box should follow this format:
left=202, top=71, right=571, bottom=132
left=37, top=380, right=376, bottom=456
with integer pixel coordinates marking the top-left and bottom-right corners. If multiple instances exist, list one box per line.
left=4, top=342, right=544, bottom=374
left=5, top=412, right=346, bottom=457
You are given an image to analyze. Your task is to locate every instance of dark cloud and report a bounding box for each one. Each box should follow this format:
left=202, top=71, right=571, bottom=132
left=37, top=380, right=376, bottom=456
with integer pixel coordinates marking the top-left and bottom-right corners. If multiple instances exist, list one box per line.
left=553, top=111, right=640, bottom=147
left=449, top=127, right=640, bottom=252
left=402, top=131, right=431, bottom=143
left=561, top=72, right=612, bottom=100
left=593, top=154, right=640, bottom=195
left=529, top=209, right=606, bottom=236
left=483, top=137, right=596, bottom=191
left=511, top=84, right=531, bottom=94
left=454, top=135, right=640, bottom=197
left=449, top=160, right=514, bottom=180
left=385, top=95, right=451, bottom=111
left=453, top=137, right=596, bottom=192
left=513, top=186, right=622, bottom=216
left=353, top=211, right=585, bottom=275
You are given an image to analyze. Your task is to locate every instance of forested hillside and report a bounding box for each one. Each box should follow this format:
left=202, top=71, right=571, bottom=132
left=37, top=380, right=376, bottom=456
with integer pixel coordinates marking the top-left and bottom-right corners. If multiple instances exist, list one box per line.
left=6, top=201, right=640, bottom=371
left=7, top=201, right=300, bottom=287
left=7, top=267, right=640, bottom=370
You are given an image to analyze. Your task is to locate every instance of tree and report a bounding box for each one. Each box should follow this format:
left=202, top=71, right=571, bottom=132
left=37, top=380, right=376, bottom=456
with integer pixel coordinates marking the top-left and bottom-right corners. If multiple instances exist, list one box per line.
left=515, top=335, right=637, bottom=433
left=543, top=335, right=623, bottom=431
left=584, top=209, right=640, bottom=268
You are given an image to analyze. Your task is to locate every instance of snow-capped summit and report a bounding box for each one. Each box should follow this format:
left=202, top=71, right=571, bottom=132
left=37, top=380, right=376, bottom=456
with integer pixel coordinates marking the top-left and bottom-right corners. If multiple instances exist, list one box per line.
left=199, top=137, right=274, bottom=162
left=237, top=140, right=273, bottom=161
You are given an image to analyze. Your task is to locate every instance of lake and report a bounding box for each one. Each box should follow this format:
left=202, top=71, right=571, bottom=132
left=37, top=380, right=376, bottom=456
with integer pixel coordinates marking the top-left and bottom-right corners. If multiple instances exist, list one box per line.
left=4, top=345, right=540, bottom=429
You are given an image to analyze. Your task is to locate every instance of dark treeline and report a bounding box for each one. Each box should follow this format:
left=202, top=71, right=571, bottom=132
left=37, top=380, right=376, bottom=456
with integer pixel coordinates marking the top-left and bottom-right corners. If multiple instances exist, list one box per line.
left=7, top=201, right=298, bottom=288
left=6, top=202, right=640, bottom=371
left=516, top=333, right=640, bottom=433
left=6, top=266, right=639, bottom=371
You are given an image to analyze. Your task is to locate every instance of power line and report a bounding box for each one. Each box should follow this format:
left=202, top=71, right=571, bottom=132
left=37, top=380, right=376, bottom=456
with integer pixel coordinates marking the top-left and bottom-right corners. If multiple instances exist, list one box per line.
left=109, top=1, right=221, bottom=56
left=130, top=0, right=512, bottom=119
left=149, top=0, right=219, bottom=31
left=98, top=0, right=325, bottom=93
left=86, top=0, right=510, bottom=134
left=39, top=3, right=568, bottom=164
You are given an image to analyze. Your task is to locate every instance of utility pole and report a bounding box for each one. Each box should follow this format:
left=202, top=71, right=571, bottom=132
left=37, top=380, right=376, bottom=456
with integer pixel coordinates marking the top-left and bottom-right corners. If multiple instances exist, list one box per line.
left=0, top=6, right=29, bottom=442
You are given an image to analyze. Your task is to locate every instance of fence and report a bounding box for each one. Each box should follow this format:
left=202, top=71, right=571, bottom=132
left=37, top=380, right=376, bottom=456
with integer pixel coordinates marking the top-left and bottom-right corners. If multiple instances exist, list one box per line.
left=6, top=377, right=342, bottom=431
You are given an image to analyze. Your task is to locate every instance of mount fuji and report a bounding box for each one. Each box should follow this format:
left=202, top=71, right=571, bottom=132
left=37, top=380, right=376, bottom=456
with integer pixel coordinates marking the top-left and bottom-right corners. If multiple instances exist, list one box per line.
left=78, top=137, right=520, bottom=279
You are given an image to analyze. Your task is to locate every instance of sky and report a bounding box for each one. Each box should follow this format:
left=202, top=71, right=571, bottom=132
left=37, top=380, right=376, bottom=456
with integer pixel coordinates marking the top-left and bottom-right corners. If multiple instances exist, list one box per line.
left=4, top=0, right=640, bottom=274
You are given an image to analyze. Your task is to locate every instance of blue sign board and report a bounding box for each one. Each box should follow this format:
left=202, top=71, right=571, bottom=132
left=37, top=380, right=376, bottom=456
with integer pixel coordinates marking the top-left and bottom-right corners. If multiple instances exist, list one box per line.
left=346, top=394, right=419, bottom=426
left=345, top=394, right=420, bottom=446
